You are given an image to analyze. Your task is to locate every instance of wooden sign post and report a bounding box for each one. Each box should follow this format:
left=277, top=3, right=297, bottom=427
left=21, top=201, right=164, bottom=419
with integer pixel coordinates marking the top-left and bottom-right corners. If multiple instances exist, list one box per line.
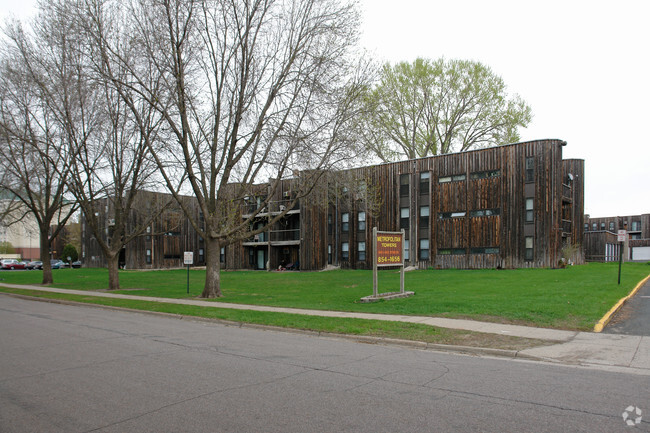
left=362, top=228, right=413, bottom=302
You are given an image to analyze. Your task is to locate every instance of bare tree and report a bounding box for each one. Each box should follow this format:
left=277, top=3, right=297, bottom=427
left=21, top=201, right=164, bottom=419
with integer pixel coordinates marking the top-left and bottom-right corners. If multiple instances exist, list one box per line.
left=64, top=0, right=174, bottom=290
left=80, top=0, right=368, bottom=297
left=0, top=16, right=80, bottom=284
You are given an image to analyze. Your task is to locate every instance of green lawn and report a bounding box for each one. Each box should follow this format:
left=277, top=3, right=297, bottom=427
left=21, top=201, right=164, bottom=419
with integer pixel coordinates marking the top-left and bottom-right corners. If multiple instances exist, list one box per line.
left=1, top=262, right=648, bottom=330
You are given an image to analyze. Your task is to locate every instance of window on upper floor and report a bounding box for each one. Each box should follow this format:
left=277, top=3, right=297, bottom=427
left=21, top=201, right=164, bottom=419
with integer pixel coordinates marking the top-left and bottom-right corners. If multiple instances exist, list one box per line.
left=341, top=213, right=349, bottom=233
left=400, top=174, right=409, bottom=197
left=419, top=172, right=430, bottom=194
left=400, top=207, right=409, bottom=230
left=525, top=157, right=534, bottom=182
left=525, top=198, right=534, bottom=223
left=358, top=212, right=366, bottom=231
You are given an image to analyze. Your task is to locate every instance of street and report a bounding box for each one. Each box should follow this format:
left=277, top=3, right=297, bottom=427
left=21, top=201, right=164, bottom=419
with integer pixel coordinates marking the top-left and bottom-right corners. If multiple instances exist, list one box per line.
left=1, top=295, right=648, bottom=433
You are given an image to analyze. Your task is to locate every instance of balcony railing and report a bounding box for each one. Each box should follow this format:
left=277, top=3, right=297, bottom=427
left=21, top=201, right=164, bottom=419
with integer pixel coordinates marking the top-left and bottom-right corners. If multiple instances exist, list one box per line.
left=243, top=199, right=300, bottom=216
left=270, top=228, right=300, bottom=242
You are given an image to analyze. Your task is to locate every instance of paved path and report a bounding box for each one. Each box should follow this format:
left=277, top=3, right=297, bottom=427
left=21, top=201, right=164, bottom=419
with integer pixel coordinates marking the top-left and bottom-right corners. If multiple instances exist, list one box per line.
left=606, top=276, right=650, bottom=336
left=1, top=283, right=649, bottom=373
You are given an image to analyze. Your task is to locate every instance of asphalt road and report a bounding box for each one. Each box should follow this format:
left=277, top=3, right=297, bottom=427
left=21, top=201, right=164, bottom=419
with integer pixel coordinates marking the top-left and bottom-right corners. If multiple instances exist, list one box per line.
left=1, top=295, right=649, bottom=433
left=606, top=278, right=650, bottom=336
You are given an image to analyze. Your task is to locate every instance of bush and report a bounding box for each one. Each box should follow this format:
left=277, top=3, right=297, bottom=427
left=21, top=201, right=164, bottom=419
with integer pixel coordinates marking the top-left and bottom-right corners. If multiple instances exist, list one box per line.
left=61, top=244, right=78, bottom=262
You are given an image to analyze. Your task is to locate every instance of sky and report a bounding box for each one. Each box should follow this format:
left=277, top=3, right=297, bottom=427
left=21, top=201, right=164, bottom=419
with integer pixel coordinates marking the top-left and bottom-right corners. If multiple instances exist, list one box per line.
left=1, top=0, right=647, bottom=218
left=358, top=0, right=649, bottom=218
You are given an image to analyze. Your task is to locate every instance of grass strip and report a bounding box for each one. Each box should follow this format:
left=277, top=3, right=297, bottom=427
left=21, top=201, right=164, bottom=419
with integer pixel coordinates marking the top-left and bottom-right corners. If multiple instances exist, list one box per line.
left=0, top=286, right=550, bottom=351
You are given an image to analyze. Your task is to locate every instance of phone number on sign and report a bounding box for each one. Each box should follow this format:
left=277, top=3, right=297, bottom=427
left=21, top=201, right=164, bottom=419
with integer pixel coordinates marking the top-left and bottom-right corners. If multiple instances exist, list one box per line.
left=377, top=255, right=402, bottom=264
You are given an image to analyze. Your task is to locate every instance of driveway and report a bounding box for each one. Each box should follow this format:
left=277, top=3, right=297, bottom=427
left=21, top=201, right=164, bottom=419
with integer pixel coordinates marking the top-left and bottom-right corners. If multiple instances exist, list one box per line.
left=606, top=277, right=650, bottom=336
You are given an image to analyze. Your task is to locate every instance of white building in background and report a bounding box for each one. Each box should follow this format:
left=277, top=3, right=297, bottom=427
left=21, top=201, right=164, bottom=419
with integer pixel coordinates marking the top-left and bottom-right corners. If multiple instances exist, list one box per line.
left=0, top=202, right=40, bottom=260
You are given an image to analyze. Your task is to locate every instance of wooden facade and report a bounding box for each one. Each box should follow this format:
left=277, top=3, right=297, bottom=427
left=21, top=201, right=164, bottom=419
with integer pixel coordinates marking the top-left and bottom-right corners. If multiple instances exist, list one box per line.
left=227, top=139, right=584, bottom=270
left=584, top=213, right=650, bottom=262
left=82, top=139, right=585, bottom=271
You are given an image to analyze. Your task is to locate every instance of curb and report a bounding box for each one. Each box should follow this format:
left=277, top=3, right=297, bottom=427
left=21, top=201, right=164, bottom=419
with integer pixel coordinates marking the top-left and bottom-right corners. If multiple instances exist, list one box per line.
left=1, top=291, right=547, bottom=362
left=593, top=273, right=650, bottom=332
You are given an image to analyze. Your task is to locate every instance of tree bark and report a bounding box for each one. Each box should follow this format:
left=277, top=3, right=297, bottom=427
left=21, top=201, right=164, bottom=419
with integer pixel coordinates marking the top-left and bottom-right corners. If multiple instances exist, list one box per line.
left=201, top=237, right=222, bottom=298
left=107, top=252, right=121, bottom=291
left=39, top=226, right=53, bottom=285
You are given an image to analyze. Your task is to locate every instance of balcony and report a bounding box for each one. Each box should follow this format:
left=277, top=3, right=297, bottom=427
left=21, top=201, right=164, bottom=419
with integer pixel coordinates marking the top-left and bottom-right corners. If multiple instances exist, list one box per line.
left=242, top=199, right=300, bottom=218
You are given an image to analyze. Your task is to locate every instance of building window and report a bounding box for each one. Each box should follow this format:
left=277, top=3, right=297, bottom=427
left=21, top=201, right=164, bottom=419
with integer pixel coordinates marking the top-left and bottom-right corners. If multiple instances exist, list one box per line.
left=358, top=242, right=366, bottom=261
left=525, top=157, right=534, bottom=182
left=439, top=211, right=466, bottom=219
left=525, top=237, right=533, bottom=260
left=400, top=174, right=409, bottom=197
left=328, top=244, right=332, bottom=264
left=146, top=249, right=152, bottom=264
left=584, top=223, right=589, bottom=231
left=438, top=248, right=466, bottom=255
left=400, top=207, right=410, bottom=230
left=199, top=248, right=204, bottom=263
left=525, top=198, right=534, bottom=223
left=358, top=211, right=366, bottom=231
left=600, top=222, right=605, bottom=230
left=470, top=170, right=501, bottom=180
left=631, top=221, right=641, bottom=231
left=419, top=239, right=429, bottom=260
left=328, top=214, right=333, bottom=235
left=341, top=213, right=349, bottom=233
left=609, top=222, right=615, bottom=231
left=631, top=233, right=642, bottom=240
left=470, top=247, right=500, bottom=254
left=439, top=174, right=465, bottom=183
left=419, top=172, right=430, bottom=194
left=592, top=222, right=597, bottom=231
left=404, top=239, right=409, bottom=261
left=220, top=247, right=225, bottom=263
left=341, top=242, right=349, bottom=261
left=469, top=208, right=500, bottom=217
left=419, top=206, right=430, bottom=228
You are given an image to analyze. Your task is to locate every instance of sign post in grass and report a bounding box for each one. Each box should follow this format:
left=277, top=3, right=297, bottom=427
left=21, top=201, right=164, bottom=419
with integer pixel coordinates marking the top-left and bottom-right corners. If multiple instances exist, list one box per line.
left=184, top=252, right=194, bottom=294
left=362, top=228, right=414, bottom=302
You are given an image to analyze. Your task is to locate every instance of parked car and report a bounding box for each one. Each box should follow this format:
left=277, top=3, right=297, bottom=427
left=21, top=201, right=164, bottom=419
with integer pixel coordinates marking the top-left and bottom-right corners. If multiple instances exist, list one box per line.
left=71, top=261, right=82, bottom=269
left=30, top=261, right=43, bottom=270
left=1, top=259, right=26, bottom=270
left=24, top=260, right=42, bottom=270
left=50, top=259, right=63, bottom=269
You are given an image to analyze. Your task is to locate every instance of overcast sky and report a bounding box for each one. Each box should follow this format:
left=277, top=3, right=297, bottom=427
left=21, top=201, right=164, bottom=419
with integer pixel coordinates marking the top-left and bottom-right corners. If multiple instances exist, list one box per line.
left=359, top=0, right=649, bottom=218
left=2, top=0, right=647, bottom=218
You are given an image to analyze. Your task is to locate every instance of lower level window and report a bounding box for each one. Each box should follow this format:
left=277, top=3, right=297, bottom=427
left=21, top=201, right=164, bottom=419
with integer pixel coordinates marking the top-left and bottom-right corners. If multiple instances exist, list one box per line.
left=358, top=242, right=366, bottom=261
left=525, top=237, right=534, bottom=260
left=146, top=249, right=152, bottom=264
left=419, top=239, right=429, bottom=260
left=438, top=248, right=466, bottom=255
left=342, top=242, right=349, bottom=261
left=470, top=247, right=500, bottom=254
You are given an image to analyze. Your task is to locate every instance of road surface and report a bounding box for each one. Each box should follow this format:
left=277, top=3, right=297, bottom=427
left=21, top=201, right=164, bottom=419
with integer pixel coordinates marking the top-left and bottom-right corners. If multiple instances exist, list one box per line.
left=1, top=295, right=648, bottom=432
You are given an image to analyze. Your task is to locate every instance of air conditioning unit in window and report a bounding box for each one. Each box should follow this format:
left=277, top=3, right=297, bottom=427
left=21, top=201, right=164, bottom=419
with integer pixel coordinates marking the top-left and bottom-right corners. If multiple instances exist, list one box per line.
left=279, top=205, right=286, bottom=211
left=108, top=219, right=115, bottom=226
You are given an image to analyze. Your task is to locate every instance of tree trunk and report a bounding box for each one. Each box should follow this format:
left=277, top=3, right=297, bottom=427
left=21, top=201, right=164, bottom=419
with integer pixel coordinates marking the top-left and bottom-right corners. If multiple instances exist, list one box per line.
left=201, top=237, right=222, bottom=298
left=107, top=252, right=120, bottom=291
left=40, top=227, right=53, bottom=285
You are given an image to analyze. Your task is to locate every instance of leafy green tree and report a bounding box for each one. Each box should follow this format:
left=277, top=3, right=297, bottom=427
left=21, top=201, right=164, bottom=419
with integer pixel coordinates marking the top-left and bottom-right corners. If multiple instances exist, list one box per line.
left=0, top=241, right=16, bottom=255
left=360, top=58, right=532, bottom=161
left=61, top=244, right=78, bottom=262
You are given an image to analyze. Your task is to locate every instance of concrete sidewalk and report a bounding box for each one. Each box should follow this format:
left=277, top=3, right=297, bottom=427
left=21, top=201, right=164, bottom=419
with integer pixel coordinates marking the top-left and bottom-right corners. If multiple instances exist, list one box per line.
left=2, top=284, right=649, bottom=374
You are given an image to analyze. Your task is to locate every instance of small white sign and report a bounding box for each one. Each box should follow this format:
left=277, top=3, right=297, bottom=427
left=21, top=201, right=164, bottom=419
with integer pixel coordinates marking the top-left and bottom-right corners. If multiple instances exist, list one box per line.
left=183, top=251, right=194, bottom=265
left=617, top=230, right=627, bottom=242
